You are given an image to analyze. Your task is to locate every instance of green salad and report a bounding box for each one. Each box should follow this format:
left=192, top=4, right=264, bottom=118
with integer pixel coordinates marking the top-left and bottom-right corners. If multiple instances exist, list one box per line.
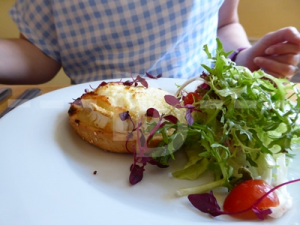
left=127, top=39, right=300, bottom=199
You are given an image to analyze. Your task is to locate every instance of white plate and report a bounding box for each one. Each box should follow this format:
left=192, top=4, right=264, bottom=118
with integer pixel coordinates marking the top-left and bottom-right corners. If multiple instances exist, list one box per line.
left=0, top=78, right=299, bottom=225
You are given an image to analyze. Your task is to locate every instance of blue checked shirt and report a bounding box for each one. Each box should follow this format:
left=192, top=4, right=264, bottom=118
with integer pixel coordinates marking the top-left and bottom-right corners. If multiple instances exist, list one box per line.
left=10, top=0, right=224, bottom=84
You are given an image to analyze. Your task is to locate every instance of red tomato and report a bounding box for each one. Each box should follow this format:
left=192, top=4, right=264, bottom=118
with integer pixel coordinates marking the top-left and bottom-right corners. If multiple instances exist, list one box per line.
left=184, top=92, right=201, bottom=105
left=223, top=180, right=279, bottom=219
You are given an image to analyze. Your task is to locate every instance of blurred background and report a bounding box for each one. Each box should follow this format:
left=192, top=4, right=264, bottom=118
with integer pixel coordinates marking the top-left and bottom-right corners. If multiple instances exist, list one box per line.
left=1, top=0, right=300, bottom=85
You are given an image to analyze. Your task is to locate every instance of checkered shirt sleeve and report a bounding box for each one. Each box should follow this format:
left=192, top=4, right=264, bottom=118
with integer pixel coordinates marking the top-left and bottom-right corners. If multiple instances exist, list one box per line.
left=10, top=0, right=224, bottom=84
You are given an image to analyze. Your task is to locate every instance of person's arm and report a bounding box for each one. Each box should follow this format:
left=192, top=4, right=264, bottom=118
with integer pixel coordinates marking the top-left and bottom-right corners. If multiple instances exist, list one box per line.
left=0, top=34, right=61, bottom=84
left=217, top=0, right=300, bottom=78
left=217, top=0, right=251, bottom=53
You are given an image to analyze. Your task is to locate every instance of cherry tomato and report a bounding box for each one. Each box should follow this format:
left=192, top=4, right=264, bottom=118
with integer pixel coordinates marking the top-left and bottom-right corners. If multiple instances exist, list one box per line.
left=184, top=92, right=201, bottom=105
left=223, top=179, right=279, bottom=219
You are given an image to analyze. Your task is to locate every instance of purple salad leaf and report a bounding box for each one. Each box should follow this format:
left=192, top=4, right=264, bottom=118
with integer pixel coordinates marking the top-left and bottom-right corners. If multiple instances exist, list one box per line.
left=123, top=80, right=134, bottom=86
left=139, top=132, right=146, bottom=148
left=199, top=83, right=210, bottom=90
left=185, top=104, right=196, bottom=109
left=159, top=121, right=166, bottom=128
left=146, top=114, right=164, bottom=145
left=140, top=79, right=148, bottom=88
left=89, top=85, right=96, bottom=90
left=163, top=115, right=178, bottom=124
left=124, top=132, right=134, bottom=153
left=119, top=111, right=136, bottom=153
left=136, top=75, right=148, bottom=88
left=147, top=158, right=169, bottom=168
left=164, top=95, right=182, bottom=108
left=71, top=97, right=83, bottom=106
left=119, top=111, right=130, bottom=121
left=188, top=178, right=300, bottom=220
left=252, top=207, right=272, bottom=220
left=121, top=75, right=149, bottom=88
left=129, top=164, right=145, bottom=185
left=146, top=72, right=162, bottom=79
left=145, top=108, right=160, bottom=118
left=188, top=191, right=224, bottom=217
left=186, top=108, right=194, bottom=125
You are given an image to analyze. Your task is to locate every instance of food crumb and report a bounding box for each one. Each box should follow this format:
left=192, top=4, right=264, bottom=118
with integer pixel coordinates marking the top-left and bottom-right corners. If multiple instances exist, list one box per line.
left=93, top=171, right=97, bottom=175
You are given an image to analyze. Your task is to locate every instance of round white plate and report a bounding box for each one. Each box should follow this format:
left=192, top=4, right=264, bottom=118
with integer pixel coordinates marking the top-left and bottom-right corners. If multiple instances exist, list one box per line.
left=0, top=78, right=299, bottom=225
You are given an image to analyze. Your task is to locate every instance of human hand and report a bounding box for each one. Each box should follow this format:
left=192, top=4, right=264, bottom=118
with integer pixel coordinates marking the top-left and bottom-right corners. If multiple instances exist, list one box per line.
left=235, top=27, right=300, bottom=79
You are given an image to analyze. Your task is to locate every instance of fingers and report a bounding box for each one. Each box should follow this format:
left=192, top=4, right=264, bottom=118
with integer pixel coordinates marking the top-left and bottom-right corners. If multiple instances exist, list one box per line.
left=265, top=53, right=300, bottom=66
left=261, top=27, right=300, bottom=47
left=250, top=27, right=300, bottom=58
left=236, top=27, right=300, bottom=78
left=265, top=42, right=300, bottom=55
left=254, top=56, right=299, bottom=78
left=251, top=27, right=300, bottom=78
left=262, top=69, right=293, bottom=80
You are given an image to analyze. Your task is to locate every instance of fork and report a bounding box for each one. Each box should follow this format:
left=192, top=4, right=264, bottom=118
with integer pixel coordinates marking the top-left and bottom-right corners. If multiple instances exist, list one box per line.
left=0, top=88, right=41, bottom=119
left=0, top=87, right=12, bottom=103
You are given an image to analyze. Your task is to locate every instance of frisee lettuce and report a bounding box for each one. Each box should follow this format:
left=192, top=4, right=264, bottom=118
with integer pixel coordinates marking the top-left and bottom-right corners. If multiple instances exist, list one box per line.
left=125, top=39, right=300, bottom=198
left=171, top=39, right=300, bottom=195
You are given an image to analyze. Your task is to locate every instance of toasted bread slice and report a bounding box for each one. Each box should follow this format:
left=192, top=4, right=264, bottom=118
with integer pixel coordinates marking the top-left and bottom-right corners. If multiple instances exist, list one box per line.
left=68, top=82, right=185, bottom=153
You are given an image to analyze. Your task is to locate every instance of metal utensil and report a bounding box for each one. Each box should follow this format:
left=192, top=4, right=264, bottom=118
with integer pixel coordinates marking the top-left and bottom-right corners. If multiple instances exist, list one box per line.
left=0, top=87, right=12, bottom=103
left=0, top=88, right=41, bottom=119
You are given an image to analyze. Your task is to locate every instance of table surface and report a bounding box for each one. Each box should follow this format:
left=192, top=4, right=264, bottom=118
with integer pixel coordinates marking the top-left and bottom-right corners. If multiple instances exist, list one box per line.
left=0, top=83, right=299, bottom=115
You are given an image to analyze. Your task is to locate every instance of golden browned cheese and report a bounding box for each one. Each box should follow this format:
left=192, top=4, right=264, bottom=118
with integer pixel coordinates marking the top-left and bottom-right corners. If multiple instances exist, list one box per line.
left=68, top=82, right=185, bottom=153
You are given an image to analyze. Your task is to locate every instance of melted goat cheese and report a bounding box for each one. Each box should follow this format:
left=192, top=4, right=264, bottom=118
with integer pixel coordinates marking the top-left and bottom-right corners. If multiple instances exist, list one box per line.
left=80, top=83, right=185, bottom=132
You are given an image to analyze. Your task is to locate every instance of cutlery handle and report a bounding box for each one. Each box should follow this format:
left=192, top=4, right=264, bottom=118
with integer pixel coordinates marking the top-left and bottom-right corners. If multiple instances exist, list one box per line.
left=0, top=88, right=12, bottom=103
left=0, top=88, right=41, bottom=119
